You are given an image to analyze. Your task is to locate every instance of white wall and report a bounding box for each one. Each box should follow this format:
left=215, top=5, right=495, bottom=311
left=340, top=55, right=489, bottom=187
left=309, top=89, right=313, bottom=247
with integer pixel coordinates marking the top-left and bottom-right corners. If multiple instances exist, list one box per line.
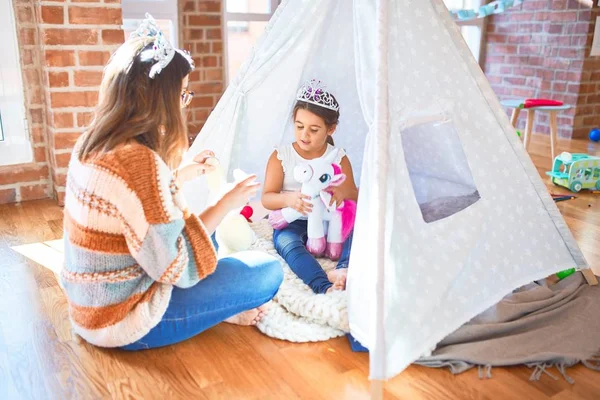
left=121, top=0, right=179, bottom=47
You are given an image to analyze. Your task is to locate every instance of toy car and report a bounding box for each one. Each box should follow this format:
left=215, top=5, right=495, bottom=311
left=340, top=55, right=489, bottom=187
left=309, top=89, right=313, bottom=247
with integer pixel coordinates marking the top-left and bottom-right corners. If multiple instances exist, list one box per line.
left=546, top=152, right=600, bottom=192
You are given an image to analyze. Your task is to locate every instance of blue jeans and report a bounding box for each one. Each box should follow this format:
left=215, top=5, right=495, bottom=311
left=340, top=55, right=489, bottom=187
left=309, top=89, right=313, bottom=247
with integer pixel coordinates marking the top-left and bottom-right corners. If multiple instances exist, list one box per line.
left=122, top=237, right=283, bottom=350
left=273, top=220, right=353, bottom=294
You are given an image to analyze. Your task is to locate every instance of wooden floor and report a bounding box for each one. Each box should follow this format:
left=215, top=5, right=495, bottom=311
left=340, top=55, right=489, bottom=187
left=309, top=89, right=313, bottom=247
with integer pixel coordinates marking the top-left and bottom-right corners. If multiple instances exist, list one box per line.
left=1, top=134, right=599, bottom=400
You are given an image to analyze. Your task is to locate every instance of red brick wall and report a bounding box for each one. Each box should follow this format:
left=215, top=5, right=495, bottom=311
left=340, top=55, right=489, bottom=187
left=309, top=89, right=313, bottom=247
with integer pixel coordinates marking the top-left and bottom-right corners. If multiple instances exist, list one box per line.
left=39, top=0, right=124, bottom=204
left=2, top=0, right=225, bottom=205
left=0, top=0, right=51, bottom=204
left=181, top=0, right=225, bottom=142
left=484, top=0, right=598, bottom=138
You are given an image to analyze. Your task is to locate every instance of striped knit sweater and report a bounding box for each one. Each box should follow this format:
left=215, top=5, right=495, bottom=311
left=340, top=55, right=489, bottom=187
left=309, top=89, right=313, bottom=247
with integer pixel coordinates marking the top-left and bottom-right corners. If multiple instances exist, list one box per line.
left=62, top=142, right=217, bottom=347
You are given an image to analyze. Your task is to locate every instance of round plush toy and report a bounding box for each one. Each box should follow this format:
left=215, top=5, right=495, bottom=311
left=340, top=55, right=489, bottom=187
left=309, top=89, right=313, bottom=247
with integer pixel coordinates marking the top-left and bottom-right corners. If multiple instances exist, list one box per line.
left=215, top=213, right=256, bottom=256
left=589, top=128, right=600, bottom=142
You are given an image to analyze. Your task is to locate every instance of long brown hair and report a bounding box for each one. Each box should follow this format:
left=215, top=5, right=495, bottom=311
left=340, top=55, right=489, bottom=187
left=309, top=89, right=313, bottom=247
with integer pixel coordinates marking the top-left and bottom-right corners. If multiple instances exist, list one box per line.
left=293, top=97, right=340, bottom=146
left=78, top=37, right=194, bottom=169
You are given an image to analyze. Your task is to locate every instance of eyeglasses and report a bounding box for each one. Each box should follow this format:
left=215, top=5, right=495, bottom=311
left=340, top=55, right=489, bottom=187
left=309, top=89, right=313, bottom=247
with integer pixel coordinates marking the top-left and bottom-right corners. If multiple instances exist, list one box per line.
left=181, top=89, right=194, bottom=108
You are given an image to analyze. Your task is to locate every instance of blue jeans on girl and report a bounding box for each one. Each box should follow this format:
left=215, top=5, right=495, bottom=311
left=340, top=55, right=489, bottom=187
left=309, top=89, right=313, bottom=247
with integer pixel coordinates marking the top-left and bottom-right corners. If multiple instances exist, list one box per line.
left=273, top=220, right=353, bottom=294
left=122, top=237, right=283, bottom=350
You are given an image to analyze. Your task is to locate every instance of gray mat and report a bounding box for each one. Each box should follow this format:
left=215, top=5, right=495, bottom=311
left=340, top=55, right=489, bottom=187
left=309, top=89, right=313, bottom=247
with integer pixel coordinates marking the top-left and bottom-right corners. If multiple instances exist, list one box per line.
left=416, top=272, right=600, bottom=382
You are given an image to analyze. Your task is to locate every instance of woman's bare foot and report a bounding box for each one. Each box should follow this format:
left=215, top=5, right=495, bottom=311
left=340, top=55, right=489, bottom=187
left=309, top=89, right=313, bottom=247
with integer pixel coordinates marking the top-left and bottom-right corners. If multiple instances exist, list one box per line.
left=225, top=302, right=271, bottom=326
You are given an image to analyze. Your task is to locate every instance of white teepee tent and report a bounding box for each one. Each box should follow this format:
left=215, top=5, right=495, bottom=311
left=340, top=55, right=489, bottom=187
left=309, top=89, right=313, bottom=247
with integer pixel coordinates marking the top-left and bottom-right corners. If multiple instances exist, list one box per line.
left=183, top=0, right=591, bottom=381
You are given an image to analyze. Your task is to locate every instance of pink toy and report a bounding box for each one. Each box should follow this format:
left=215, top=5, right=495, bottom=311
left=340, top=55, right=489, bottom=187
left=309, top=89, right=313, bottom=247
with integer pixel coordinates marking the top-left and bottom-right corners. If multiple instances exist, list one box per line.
left=269, top=150, right=356, bottom=260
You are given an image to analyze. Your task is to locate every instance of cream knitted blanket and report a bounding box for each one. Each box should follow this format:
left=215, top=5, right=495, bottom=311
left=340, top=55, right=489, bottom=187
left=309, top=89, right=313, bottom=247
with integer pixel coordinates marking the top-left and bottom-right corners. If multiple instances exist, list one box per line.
left=250, top=219, right=349, bottom=342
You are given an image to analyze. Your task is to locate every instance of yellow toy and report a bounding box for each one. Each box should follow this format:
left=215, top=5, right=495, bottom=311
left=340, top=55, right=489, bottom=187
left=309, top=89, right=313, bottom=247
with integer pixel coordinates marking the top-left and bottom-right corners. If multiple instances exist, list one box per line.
left=204, top=157, right=257, bottom=258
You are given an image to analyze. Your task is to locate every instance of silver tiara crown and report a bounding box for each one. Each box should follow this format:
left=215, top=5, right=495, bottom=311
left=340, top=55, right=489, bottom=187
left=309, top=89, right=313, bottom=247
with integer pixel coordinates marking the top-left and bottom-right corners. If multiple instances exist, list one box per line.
left=296, top=79, right=339, bottom=112
left=130, top=13, right=193, bottom=79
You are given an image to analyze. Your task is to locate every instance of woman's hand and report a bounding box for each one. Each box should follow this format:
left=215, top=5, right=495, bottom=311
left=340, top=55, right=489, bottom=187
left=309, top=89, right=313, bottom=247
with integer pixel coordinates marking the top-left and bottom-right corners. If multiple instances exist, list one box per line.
left=193, top=150, right=215, bottom=165
left=221, top=175, right=261, bottom=211
left=176, top=150, right=216, bottom=183
left=286, top=191, right=313, bottom=215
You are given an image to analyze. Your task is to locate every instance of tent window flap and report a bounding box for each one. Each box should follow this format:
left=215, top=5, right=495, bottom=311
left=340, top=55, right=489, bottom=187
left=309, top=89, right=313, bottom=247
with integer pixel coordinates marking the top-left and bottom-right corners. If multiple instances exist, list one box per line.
left=400, top=119, right=480, bottom=223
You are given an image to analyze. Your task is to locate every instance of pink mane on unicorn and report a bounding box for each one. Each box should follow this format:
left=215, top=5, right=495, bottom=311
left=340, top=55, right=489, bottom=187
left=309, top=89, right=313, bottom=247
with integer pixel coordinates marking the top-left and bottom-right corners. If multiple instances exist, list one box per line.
left=329, top=162, right=355, bottom=242
left=338, top=199, right=356, bottom=242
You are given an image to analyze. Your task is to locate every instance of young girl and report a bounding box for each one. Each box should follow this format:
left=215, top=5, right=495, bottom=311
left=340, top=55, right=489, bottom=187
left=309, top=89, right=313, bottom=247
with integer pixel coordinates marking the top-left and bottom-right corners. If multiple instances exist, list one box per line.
left=61, top=16, right=283, bottom=351
left=262, top=80, right=358, bottom=294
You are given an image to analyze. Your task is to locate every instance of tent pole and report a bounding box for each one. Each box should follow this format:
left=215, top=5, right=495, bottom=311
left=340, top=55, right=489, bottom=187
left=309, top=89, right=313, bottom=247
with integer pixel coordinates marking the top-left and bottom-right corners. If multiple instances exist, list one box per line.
left=370, top=380, right=384, bottom=400
left=581, top=268, right=599, bottom=285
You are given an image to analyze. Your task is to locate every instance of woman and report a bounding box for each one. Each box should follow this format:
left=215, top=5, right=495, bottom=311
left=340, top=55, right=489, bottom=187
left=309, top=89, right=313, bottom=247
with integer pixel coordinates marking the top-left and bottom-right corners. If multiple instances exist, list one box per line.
left=62, top=16, right=283, bottom=350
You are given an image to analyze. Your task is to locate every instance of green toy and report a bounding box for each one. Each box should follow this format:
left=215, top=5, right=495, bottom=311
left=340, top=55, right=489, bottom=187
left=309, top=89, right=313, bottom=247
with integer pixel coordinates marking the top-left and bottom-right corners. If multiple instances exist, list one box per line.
left=556, top=268, right=576, bottom=280
left=516, top=130, right=521, bottom=138
left=546, top=152, right=600, bottom=193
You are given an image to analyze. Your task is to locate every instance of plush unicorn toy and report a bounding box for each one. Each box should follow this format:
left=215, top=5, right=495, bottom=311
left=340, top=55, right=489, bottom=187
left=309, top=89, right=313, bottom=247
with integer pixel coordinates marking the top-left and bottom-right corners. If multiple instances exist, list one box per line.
left=268, top=150, right=356, bottom=260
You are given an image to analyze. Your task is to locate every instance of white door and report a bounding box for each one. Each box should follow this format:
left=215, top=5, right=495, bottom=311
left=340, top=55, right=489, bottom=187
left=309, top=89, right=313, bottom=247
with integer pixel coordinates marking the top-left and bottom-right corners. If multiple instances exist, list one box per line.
left=0, top=0, right=32, bottom=166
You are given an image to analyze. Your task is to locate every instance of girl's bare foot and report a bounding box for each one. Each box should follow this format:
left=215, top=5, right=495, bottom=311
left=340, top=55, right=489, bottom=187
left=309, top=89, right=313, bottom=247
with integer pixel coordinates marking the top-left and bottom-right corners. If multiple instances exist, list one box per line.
left=326, top=269, right=348, bottom=293
left=334, top=274, right=347, bottom=290
left=327, top=269, right=348, bottom=286
left=225, top=302, right=271, bottom=326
